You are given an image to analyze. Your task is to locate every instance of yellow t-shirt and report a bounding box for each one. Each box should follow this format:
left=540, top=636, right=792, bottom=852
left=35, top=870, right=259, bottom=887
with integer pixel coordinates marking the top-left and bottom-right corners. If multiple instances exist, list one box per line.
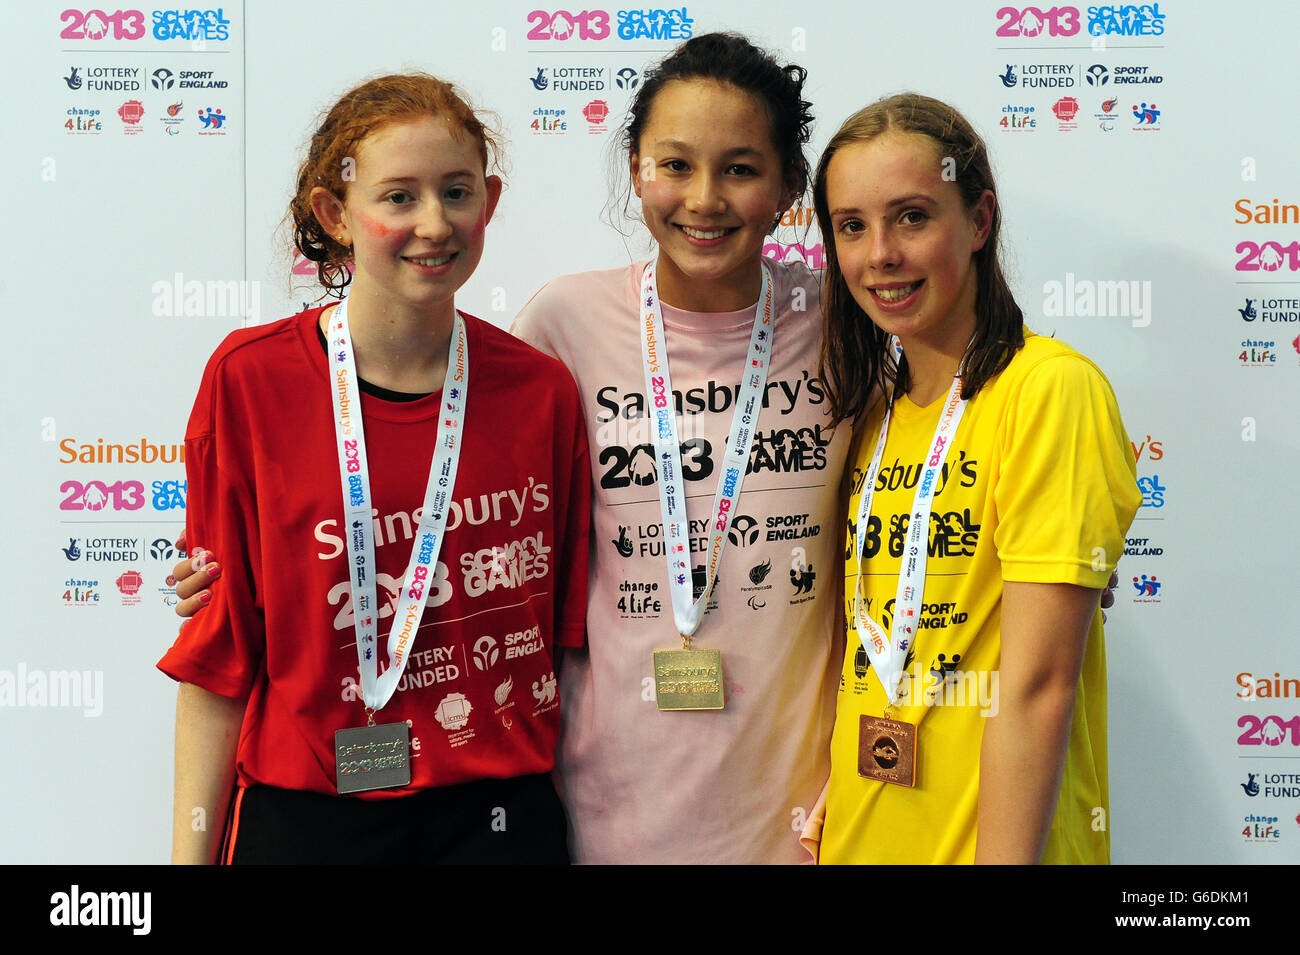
left=821, top=333, right=1140, bottom=865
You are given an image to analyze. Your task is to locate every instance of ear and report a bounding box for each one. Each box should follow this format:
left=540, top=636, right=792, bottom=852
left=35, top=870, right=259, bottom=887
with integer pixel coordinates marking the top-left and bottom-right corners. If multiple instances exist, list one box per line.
left=309, top=186, right=348, bottom=246
left=970, top=189, right=995, bottom=252
left=630, top=151, right=643, bottom=199
left=483, top=174, right=504, bottom=226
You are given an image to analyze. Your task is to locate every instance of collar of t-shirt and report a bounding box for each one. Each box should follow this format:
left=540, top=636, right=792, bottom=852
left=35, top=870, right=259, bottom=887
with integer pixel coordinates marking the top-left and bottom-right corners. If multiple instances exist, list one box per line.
left=316, top=320, right=431, bottom=402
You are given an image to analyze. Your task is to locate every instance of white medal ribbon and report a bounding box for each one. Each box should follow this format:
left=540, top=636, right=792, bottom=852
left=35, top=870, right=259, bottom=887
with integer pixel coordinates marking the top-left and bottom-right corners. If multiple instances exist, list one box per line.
left=327, top=297, right=468, bottom=714
left=854, top=360, right=966, bottom=706
left=639, top=260, right=774, bottom=638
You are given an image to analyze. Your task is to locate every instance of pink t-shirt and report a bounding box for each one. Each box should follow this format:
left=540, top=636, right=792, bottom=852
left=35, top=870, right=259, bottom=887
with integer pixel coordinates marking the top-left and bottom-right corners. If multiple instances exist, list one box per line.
left=513, top=260, right=850, bottom=863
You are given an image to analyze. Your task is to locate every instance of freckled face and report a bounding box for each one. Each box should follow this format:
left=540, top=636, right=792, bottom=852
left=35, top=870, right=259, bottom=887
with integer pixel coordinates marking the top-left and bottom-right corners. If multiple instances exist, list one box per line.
left=825, top=132, right=992, bottom=351
left=336, top=116, right=501, bottom=316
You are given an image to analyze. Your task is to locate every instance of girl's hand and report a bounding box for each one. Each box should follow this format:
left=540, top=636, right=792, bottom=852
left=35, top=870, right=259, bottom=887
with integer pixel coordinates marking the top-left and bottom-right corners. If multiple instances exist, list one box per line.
left=172, top=532, right=221, bottom=624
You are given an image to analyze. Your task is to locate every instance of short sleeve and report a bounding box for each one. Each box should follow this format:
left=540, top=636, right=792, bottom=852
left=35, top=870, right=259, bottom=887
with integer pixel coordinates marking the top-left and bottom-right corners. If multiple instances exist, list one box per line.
left=994, top=354, right=1140, bottom=587
left=156, top=354, right=266, bottom=698
left=511, top=283, right=562, bottom=361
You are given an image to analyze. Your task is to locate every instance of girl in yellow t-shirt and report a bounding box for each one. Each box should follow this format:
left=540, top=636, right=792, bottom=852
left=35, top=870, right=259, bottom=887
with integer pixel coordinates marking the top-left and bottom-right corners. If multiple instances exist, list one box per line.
left=813, top=94, right=1140, bottom=864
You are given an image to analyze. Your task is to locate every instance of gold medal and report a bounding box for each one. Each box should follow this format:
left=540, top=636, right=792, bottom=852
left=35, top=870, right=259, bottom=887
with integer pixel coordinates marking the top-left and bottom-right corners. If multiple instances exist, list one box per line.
left=653, top=636, right=725, bottom=711
left=858, top=714, right=917, bottom=787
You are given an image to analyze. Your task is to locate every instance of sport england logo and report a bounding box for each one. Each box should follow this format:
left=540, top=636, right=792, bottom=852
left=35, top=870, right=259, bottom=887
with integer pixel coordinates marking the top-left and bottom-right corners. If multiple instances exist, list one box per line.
left=472, top=635, right=499, bottom=670
left=727, top=514, right=760, bottom=547
left=1086, top=64, right=1109, bottom=86
left=615, top=67, right=640, bottom=89
left=151, top=68, right=174, bottom=89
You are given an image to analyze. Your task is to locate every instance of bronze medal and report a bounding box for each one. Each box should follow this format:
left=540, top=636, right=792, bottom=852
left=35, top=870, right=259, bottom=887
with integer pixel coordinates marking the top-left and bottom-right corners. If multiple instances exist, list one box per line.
left=858, top=714, right=917, bottom=787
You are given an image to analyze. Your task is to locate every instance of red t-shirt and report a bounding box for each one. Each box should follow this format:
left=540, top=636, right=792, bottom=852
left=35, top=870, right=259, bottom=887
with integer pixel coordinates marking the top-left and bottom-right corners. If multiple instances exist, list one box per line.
left=158, top=307, right=591, bottom=798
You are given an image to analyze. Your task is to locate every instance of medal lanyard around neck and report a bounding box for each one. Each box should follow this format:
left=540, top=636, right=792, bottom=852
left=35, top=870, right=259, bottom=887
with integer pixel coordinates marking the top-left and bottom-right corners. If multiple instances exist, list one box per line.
left=854, top=364, right=967, bottom=707
left=327, top=297, right=468, bottom=716
left=639, top=259, right=774, bottom=642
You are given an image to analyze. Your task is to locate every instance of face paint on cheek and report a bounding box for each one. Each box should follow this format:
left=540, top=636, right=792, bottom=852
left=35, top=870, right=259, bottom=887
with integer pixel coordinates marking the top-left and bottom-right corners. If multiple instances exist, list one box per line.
left=356, top=213, right=396, bottom=239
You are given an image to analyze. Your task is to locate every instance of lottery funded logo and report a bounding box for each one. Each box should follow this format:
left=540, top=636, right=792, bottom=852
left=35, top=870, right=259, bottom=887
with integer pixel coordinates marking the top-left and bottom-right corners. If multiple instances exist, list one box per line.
left=1238, top=297, right=1300, bottom=324
left=67, top=66, right=141, bottom=92
left=529, top=65, right=608, bottom=93
left=999, top=63, right=1077, bottom=89
left=1239, top=771, right=1300, bottom=800
left=1052, top=96, right=1080, bottom=130
left=61, top=537, right=142, bottom=563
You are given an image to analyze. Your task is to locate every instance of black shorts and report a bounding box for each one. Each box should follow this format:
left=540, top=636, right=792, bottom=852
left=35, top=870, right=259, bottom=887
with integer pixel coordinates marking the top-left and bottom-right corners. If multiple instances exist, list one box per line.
left=224, top=773, right=570, bottom=865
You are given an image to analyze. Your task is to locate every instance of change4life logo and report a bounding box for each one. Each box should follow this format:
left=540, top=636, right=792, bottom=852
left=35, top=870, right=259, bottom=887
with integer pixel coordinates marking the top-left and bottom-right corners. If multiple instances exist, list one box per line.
left=1242, top=814, right=1280, bottom=843
left=530, top=106, right=567, bottom=134
left=64, top=106, right=102, bottom=134
left=1238, top=338, right=1278, bottom=366
left=998, top=104, right=1037, bottom=131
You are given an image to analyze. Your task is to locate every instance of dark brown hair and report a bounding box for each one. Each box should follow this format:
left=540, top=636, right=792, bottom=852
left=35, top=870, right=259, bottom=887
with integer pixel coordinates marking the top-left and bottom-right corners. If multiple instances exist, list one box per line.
left=290, top=73, right=503, bottom=296
left=608, top=32, right=813, bottom=230
left=814, top=93, right=1024, bottom=422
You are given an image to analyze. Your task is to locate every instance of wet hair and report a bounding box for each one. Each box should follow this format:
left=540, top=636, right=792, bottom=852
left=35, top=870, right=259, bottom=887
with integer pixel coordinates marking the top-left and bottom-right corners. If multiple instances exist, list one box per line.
left=289, top=72, right=503, bottom=296
left=814, top=93, right=1024, bottom=422
left=611, top=32, right=813, bottom=225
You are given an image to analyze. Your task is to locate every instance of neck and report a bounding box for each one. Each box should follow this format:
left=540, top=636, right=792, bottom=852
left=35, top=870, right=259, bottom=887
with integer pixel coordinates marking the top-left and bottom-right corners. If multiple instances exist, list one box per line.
left=328, top=278, right=454, bottom=394
left=653, top=251, right=762, bottom=313
left=899, top=316, right=976, bottom=408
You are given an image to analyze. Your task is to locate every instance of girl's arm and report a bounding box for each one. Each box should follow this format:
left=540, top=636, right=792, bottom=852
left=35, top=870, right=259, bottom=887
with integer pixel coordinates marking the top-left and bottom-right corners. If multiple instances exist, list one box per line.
left=973, top=580, right=1100, bottom=864
left=171, top=682, right=247, bottom=864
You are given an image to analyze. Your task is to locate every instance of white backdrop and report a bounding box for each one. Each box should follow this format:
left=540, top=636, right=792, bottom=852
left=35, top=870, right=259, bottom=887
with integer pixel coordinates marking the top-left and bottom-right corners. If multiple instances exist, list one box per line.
left=4, top=0, right=1298, bottom=863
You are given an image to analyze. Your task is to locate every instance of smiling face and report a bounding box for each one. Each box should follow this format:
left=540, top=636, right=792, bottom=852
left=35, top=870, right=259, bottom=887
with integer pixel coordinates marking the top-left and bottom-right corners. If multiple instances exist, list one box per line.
left=631, top=79, right=791, bottom=312
left=825, top=131, right=993, bottom=355
left=313, top=115, right=501, bottom=322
